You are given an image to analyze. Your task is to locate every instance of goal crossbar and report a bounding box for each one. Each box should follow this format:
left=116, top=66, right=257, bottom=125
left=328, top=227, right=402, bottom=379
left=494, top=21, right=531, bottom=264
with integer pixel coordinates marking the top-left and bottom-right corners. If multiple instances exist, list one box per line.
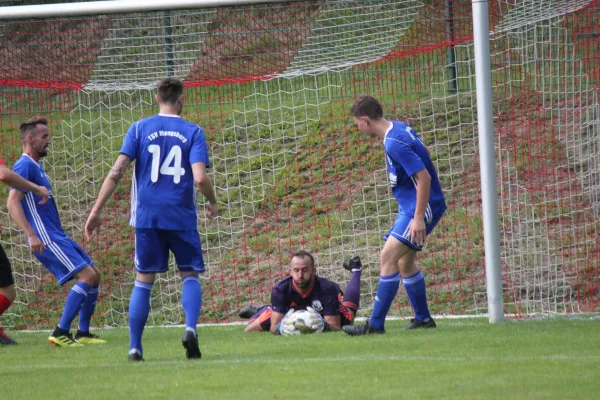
left=0, top=0, right=301, bottom=20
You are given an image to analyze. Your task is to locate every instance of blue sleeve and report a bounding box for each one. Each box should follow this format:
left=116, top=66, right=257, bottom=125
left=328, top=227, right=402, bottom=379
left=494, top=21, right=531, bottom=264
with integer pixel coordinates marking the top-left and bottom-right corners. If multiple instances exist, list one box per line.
left=385, top=138, right=426, bottom=177
left=271, top=286, right=288, bottom=314
left=190, top=127, right=210, bottom=167
left=120, top=122, right=139, bottom=160
left=11, top=161, right=35, bottom=192
left=321, top=287, right=341, bottom=316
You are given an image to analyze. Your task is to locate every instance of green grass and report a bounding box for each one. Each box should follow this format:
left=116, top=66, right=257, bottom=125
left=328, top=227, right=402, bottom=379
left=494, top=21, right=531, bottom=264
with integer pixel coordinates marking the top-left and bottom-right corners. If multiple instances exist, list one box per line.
left=1, top=318, right=599, bottom=399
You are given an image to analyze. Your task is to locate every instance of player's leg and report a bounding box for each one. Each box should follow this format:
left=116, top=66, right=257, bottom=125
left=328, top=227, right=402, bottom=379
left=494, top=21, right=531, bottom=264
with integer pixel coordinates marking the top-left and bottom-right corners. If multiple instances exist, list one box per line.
left=0, top=244, right=17, bottom=345
left=75, top=266, right=103, bottom=343
left=128, top=272, right=155, bottom=361
left=369, top=236, right=412, bottom=330
left=34, top=239, right=97, bottom=346
left=170, top=230, right=204, bottom=359
left=244, top=306, right=272, bottom=332
left=341, top=255, right=363, bottom=320
left=238, top=304, right=266, bottom=319
left=399, top=214, right=443, bottom=329
left=128, top=228, right=168, bottom=361
left=343, top=215, right=413, bottom=336
left=64, top=239, right=105, bottom=343
left=398, top=252, right=435, bottom=329
left=50, top=265, right=98, bottom=346
left=178, top=270, right=202, bottom=359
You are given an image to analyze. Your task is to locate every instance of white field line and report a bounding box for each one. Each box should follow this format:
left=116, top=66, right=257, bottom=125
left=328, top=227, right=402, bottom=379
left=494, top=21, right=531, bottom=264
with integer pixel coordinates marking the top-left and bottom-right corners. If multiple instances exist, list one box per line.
left=15, top=313, right=600, bottom=333
left=3, top=353, right=599, bottom=372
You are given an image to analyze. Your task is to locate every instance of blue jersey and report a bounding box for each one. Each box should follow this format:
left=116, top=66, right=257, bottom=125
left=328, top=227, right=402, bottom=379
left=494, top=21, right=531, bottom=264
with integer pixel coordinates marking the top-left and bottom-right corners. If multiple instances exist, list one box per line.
left=11, top=154, right=68, bottom=244
left=384, top=121, right=446, bottom=218
left=120, top=114, right=210, bottom=230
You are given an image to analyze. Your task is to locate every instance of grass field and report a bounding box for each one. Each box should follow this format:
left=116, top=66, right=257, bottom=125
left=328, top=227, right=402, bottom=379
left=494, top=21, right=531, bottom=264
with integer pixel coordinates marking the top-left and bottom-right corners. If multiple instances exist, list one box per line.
left=2, top=318, right=599, bottom=399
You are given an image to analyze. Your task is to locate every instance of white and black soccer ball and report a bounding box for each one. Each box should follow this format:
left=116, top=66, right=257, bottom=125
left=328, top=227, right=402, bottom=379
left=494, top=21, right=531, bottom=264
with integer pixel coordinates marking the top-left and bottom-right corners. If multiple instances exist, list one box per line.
left=290, top=309, right=325, bottom=334
left=291, top=310, right=315, bottom=333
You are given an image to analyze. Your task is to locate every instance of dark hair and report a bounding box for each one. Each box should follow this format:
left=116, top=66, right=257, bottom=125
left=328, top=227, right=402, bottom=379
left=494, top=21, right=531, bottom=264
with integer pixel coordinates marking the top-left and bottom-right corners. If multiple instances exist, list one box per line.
left=157, top=77, right=184, bottom=104
left=291, top=250, right=315, bottom=268
left=350, top=95, right=383, bottom=119
left=19, top=116, right=48, bottom=143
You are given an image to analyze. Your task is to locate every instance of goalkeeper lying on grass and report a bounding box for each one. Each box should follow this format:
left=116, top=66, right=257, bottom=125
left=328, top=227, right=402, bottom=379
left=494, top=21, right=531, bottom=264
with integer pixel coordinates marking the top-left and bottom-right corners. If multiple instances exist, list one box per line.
left=239, top=251, right=363, bottom=335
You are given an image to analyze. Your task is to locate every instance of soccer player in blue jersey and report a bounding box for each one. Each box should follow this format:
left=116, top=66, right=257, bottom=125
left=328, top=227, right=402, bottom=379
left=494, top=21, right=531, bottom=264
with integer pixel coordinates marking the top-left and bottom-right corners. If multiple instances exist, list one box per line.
left=85, top=77, right=218, bottom=361
left=0, top=155, right=49, bottom=345
left=7, top=116, right=104, bottom=347
left=343, top=95, right=446, bottom=335
left=240, top=251, right=363, bottom=335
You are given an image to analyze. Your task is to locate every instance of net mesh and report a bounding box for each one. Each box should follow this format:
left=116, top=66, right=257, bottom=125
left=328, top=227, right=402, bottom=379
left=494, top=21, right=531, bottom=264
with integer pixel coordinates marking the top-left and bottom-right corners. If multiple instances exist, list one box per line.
left=0, top=0, right=598, bottom=329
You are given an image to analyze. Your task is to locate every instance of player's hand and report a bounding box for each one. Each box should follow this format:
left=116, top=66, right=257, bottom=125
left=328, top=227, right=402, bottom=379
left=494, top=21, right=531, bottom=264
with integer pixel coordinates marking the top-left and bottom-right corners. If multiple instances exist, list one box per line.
left=206, top=202, right=218, bottom=219
left=409, top=218, right=426, bottom=247
left=27, top=233, right=45, bottom=255
left=295, top=306, right=326, bottom=333
left=277, top=308, right=300, bottom=336
left=343, top=254, right=362, bottom=270
left=85, top=210, right=103, bottom=242
left=33, top=185, right=49, bottom=205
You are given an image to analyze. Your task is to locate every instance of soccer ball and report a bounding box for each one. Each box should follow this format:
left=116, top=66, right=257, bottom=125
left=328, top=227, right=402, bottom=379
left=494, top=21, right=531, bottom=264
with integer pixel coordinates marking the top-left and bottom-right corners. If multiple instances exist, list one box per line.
left=291, top=310, right=316, bottom=333
left=290, top=309, right=325, bottom=334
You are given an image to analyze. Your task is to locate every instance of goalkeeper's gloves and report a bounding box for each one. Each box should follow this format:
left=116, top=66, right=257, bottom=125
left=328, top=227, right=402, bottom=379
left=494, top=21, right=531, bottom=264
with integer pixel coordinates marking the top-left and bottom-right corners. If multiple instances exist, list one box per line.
left=276, top=308, right=300, bottom=335
left=294, top=306, right=327, bottom=333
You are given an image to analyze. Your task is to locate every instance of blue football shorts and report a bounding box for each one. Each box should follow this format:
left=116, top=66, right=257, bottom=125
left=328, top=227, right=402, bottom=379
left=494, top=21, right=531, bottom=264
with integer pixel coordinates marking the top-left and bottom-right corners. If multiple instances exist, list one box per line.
left=34, top=237, right=94, bottom=285
left=384, top=212, right=444, bottom=251
left=134, top=228, right=205, bottom=274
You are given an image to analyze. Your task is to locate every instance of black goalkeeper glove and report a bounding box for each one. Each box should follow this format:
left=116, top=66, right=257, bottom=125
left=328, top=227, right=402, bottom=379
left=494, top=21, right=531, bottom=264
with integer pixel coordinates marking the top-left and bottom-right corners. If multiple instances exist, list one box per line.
left=343, top=254, right=362, bottom=270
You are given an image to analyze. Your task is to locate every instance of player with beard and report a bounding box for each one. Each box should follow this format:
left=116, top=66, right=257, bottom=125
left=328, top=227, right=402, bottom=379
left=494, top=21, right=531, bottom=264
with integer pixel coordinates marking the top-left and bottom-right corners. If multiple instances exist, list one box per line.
left=7, top=116, right=103, bottom=347
left=0, top=153, right=49, bottom=345
left=239, top=251, right=364, bottom=335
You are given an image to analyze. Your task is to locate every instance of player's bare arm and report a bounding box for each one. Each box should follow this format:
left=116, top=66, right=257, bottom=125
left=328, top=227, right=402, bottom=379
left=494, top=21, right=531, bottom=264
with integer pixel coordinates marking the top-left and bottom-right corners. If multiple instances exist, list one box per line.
left=85, top=154, right=133, bottom=240
left=270, top=310, right=285, bottom=335
left=410, top=168, right=431, bottom=247
left=7, top=189, right=45, bottom=254
left=0, top=165, right=49, bottom=204
left=191, top=162, right=218, bottom=218
left=108, top=154, right=133, bottom=184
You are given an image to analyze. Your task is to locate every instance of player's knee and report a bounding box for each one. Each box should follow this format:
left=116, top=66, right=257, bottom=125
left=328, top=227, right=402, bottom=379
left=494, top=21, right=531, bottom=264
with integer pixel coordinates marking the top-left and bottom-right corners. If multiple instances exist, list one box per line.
left=136, top=272, right=156, bottom=284
left=76, top=267, right=100, bottom=286
left=380, top=247, right=398, bottom=268
left=397, top=251, right=418, bottom=276
left=92, top=267, right=101, bottom=285
left=179, top=271, right=199, bottom=280
left=0, top=285, right=16, bottom=302
left=397, top=259, right=417, bottom=276
left=244, top=324, right=264, bottom=333
left=244, top=319, right=265, bottom=333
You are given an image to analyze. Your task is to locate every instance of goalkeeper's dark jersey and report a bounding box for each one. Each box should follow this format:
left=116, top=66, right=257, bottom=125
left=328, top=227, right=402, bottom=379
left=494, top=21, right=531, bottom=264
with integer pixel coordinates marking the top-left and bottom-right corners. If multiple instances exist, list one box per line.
left=271, top=276, right=341, bottom=317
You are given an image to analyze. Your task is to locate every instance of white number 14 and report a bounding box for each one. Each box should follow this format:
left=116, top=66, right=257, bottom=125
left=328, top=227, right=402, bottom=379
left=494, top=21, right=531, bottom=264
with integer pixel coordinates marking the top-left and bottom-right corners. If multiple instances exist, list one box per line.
left=148, top=144, right=185, bottom=184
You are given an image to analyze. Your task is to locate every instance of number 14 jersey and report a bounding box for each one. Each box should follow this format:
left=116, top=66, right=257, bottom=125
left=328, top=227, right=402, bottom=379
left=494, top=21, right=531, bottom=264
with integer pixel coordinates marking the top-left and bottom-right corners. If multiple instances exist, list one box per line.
left=120, top=114, right=210, bottom=230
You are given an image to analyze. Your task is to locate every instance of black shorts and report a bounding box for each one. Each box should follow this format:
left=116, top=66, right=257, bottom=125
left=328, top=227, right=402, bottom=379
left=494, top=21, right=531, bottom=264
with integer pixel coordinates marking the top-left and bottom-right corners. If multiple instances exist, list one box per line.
left=0, top=243, right=14, bottom=288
